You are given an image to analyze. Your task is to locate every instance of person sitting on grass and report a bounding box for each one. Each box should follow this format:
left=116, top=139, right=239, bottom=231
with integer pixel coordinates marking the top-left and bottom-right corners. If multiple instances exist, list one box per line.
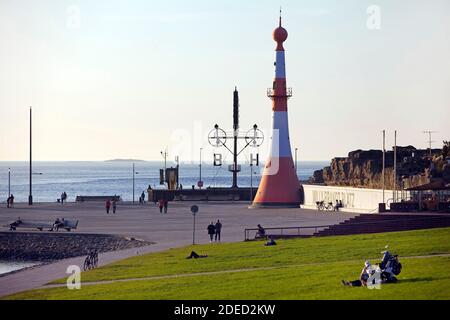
left=342, top=261, right=372, bottom=287
left=256, top=224, right=266, bottom=238
left=379, top=247, right=401, bottom=283
left=186, top=251, right=208, bottom=259
left=264, top=235, right=277, bottom=246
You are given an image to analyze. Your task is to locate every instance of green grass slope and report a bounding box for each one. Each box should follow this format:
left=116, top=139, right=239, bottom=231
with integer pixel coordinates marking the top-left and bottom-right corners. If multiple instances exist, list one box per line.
left=4, top=228, right=450, bottom=300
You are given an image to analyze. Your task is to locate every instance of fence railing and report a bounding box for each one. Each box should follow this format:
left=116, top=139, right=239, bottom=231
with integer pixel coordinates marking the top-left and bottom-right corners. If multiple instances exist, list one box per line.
left=244, top=215, right=450, bottom=240
left=244, top=225, right=332, bottom=241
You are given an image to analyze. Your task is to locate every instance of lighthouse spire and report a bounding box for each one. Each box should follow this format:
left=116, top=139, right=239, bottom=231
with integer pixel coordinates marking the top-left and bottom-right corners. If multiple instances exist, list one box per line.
left=279, top=7, right=282, bottom=26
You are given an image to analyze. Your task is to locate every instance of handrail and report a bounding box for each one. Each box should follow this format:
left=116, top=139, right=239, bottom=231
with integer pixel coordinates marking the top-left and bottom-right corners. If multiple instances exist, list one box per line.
left=244, top=225, right=333, bottom=241
left=244, top=215, right=450, bottom=240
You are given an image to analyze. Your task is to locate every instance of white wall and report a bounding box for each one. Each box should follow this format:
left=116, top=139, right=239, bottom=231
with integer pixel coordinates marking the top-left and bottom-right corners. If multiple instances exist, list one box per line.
left=301, top=184, right=407, bottom=213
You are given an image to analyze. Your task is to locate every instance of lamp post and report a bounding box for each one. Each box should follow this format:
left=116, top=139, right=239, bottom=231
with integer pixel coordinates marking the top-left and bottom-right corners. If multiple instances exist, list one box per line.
left=382, top=130, right=386, bottom=203
left=8, top=168, right=11, bottom=197
left=199, top=148, right=203, bottom=188
left=393, top=130, right=397, bottom=203
left=160, top=149, right=168, bottom=171
left=295, top=147, right=298, bottom=173
left=28, top=107, right=33, bottom=205
left=160, top=148, right=168, bottom=187
left=132, top=163, right=139, bottom=203
left=175, top=156, right=180, bottom=189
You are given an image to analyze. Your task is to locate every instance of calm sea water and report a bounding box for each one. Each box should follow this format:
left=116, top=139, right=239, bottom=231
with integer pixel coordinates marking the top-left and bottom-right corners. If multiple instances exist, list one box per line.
left=0, top=261, right=39, bottom=276
left=0, top=161, right=327, bottom=203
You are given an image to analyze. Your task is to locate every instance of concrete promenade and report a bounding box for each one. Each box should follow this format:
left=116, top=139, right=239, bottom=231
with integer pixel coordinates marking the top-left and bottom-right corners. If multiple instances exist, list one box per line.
left=0, top=201, right=357, bottom=297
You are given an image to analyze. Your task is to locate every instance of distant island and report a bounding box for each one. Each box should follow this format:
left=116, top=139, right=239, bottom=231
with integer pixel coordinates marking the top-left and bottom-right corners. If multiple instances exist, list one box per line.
left=104, top=159, right=146, bottom=162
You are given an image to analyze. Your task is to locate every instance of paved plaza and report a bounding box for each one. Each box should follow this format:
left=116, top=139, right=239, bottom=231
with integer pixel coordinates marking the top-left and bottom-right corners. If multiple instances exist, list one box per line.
left=0, top=201, right=357, bottom=297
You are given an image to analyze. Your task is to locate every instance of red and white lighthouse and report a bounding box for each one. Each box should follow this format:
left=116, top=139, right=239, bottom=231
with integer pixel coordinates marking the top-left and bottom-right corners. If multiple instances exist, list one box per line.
left=252, top=14, right=301, bottom=208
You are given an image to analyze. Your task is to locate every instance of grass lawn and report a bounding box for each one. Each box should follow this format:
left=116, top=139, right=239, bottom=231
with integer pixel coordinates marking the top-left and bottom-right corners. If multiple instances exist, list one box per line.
left=4, top=228, right=450, bottom=300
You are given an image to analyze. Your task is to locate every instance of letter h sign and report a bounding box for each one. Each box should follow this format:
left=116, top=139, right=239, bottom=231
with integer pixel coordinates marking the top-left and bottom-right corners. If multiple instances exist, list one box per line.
left=250, top=153, right=259, bottom=166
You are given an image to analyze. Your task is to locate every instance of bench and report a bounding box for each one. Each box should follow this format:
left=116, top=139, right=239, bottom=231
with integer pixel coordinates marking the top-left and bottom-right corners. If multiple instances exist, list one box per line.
left=4, top=219, right=78, bottom=232
left=75, top=195, right=121, bottom=202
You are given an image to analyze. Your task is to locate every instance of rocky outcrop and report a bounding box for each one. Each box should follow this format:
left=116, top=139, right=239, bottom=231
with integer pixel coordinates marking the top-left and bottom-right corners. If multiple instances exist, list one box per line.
left=0, top=232, right=153, bottom=261
left=310, top=146, right=448, bottom=189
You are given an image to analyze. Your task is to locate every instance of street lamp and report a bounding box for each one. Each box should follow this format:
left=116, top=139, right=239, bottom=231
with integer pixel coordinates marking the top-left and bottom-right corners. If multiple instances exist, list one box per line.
left=160, top=149, right=168, bottom=171
left=29, top=107, right=33, bottom=205
left=198, top=148, right=203, bottom=189
left=295, top=147, right=298, bottom=173
left=8, top=168, right=11, bottom=197
left=132, top=163, right=139, bottom=203
left=175, top=156, right=180, bottom=190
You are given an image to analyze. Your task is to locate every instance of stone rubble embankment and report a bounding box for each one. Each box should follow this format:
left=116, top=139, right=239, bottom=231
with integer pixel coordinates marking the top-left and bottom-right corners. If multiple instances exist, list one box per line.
left=0, top=232, right=153, bottom=261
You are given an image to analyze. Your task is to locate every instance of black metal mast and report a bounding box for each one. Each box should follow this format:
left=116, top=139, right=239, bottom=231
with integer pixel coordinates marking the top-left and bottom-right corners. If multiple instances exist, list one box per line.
left=232, top=87, right=239, bottom=188
left=208, top=87, right=264, bottom=189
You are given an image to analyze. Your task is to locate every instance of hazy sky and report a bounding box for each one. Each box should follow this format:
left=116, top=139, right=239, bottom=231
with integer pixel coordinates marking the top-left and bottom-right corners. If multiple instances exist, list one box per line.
left=1, top=0, right=449, bottom=163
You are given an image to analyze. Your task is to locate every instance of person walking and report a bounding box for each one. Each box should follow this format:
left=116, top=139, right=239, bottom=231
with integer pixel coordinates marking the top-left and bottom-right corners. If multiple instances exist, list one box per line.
left=112, top=198, right=117, bottom=214
left=141, top=191, right=145, bottom=204
left=214, top=220, right=222, bottom=242
left=207, top=222, right=216, bottom=243
left=163, top=199, right=168, bottom=213
left=105, top=199, right=111, bottom=214
left=61, top=192, right=67, bottom=204
left=9, top=194, right=14, bottom=208
left=158, top=199, right=164, bottom=213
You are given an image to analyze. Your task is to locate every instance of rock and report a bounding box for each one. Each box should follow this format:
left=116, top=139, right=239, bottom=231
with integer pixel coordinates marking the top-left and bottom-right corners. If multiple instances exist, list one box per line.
left=309, top=145, right=448, bottom=189
left=0, top=232, right=154, bottom=262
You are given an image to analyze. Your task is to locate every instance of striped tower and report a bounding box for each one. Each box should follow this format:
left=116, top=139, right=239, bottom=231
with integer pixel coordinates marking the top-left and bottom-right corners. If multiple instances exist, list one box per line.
left=252, top=14, right=300, bottom=208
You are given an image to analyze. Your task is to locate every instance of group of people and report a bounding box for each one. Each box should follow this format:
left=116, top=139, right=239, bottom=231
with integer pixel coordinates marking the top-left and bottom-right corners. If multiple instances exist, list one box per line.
left=51, top=217, right=65, bottom=231
left=342, top=248, right=402, bottom=287
left=207, top=220, right=222, bottom=242
left=334, top=200, right=343, bottom=211
left=6, top=194, right=14, bottom=208
left=60, top=192, right=68, bottom=204
left=105, top=198, right=118, bottom=214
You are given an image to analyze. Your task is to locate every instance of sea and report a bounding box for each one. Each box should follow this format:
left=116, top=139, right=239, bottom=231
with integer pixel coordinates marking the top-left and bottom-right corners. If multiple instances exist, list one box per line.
left=0, top=161, right=327, bottom=203
left=0, top=261, right=40, bottom=277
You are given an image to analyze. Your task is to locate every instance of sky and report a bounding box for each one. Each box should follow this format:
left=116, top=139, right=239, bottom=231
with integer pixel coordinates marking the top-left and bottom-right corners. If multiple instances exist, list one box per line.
left=0, top=0, right=449, bottom=163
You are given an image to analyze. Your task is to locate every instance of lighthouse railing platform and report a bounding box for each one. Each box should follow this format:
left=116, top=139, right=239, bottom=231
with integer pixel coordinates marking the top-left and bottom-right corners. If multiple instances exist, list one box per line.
left=267, top=87, right=292, bottom=98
